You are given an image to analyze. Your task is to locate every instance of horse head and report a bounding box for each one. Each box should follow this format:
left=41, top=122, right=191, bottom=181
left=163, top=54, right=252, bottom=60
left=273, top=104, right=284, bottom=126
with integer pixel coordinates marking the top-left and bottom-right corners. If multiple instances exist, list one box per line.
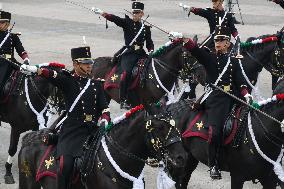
left=145, top=108, right=187, bottom=168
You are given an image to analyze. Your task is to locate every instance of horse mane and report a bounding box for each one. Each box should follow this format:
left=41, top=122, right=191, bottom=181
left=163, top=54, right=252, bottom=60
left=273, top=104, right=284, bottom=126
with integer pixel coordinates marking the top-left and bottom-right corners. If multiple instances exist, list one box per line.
left=155, top=41, right=183, bottom=57
left=241, top=34, right=276, bottom=53
left=21, top=128, right=51, bottom=147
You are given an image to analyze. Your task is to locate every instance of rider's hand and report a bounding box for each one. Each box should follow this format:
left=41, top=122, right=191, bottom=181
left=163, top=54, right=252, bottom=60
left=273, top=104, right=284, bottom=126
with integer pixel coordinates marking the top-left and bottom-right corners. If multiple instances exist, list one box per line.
left=179, top=3, right=191, bottom=11
left=23, top=58, right=30, bottom=65
left=168, top=31, right=183, bottom=40
left=20, top=64, right=38, bottom=74
left=244, top=93, right=253, bottom=104
left=92, top=7, right=104, bottom=15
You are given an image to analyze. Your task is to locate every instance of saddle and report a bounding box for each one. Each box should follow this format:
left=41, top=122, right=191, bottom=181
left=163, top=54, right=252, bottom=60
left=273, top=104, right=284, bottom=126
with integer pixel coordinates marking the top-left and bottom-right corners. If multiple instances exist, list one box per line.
left=104, top=57, right=150, bottom=91
left=182, top=105, right=249, bottom=147
left=36, top=145, right=80, bottom=184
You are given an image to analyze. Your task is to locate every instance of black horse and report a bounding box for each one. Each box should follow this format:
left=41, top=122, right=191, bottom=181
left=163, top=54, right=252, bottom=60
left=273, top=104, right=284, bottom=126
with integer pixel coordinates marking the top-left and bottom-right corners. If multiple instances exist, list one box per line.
left=160, top=85, right=284, bottom=189
left=241, top=34, right=284, bottom=91
left=18, top=106, right=188, bottom=189
left=0, top=58, right=63, bottom=184
left=91, top=39, right=206, bottom=107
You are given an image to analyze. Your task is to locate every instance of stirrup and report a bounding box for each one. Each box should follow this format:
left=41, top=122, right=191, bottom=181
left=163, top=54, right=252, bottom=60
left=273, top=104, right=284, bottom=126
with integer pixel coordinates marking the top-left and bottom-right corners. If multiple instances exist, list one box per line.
left=209, top=166, right=222, bottom=180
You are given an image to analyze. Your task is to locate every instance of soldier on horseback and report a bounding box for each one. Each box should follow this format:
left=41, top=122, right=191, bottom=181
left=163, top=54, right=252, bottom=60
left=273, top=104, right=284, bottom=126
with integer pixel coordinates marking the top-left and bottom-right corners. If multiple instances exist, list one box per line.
left=182, top=0, right=239, bottom=49
left=271, top=0, right=284, bottom=9
left=0, top=10, right=30, bottom=127
left=94, top=1, right=154, bottom=109
left=21, top=46, right=111, bottom=189
left=183, top=25, right=252, bottom=179
left=0, top=10, right=30, bottom=95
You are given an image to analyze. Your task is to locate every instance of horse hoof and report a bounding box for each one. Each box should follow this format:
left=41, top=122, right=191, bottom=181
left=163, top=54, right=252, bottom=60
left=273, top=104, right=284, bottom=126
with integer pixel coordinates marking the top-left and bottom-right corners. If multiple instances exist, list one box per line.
left=4, top=174, right=15, bottom=184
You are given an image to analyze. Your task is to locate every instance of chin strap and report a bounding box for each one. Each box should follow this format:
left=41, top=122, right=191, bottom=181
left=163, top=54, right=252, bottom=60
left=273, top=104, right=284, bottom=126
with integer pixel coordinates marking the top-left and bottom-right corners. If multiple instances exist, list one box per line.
left=78, top=65, right=91, bottom=78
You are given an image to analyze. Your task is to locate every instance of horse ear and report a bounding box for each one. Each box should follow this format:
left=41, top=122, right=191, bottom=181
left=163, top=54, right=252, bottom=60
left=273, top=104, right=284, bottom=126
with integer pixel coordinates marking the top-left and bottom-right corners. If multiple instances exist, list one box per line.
left=193, top=35, right=198, bottom=43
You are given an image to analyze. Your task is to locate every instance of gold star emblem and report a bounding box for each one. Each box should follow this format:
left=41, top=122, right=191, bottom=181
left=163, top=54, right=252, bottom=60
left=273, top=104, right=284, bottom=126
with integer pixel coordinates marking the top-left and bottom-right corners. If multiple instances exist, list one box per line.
left=45, top=156, right=55, bottom=170
left=111, top=74, right=118, bottom=82
left=21, top=160, right=31, bottom=177
left=196, top=121, right=204, bottom=131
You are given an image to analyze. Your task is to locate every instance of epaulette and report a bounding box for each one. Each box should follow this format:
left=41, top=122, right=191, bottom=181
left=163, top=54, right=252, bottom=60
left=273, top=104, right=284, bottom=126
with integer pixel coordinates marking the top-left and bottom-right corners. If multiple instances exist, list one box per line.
left=11, top=32, right=21, bottom=36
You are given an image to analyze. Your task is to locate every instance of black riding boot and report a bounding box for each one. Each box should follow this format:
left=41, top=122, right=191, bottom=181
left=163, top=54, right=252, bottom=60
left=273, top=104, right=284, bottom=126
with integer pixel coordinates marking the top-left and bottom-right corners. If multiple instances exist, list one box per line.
left=119, top=80, right=130, bottom=109
left=208, top=144, right=222, bottom=180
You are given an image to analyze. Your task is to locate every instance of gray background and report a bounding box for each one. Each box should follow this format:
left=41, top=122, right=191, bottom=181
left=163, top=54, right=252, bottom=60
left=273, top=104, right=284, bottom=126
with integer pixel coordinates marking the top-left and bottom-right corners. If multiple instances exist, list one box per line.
left=0, top=0, right=284, bottom=188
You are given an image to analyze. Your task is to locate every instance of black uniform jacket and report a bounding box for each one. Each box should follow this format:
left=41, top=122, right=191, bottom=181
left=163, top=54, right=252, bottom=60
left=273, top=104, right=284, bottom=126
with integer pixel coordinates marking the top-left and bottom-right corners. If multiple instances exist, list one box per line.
left=41, top=69, right=109, bottom=157
left=190, top=46, right=247, bottom=96
left=191, top=8, right=238, bottom=37
left=104, top=14, right=154, bottom=54
left=0, top=31, right=27, bottom=61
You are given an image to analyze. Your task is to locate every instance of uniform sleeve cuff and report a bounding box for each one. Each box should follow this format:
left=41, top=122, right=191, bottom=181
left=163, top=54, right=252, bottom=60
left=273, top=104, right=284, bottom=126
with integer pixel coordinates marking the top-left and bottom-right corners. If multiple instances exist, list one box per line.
left=21, top=51, right=28, bottom=60
left=240, top=86, right=248, bottom=96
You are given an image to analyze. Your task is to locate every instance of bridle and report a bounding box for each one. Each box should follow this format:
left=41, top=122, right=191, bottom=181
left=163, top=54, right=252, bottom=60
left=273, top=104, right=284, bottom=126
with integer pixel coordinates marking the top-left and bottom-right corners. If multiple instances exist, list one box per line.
left=104, top=111, right=182, bottom=165
left=245, top=36, right=284, bottom=78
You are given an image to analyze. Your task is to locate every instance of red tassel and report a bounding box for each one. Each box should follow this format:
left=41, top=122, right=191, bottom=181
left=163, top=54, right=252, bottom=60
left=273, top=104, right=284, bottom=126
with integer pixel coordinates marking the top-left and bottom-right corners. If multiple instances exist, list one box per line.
left=276, top=94, right=284, bottom=100
left=49, top=62, right=65, bottom=68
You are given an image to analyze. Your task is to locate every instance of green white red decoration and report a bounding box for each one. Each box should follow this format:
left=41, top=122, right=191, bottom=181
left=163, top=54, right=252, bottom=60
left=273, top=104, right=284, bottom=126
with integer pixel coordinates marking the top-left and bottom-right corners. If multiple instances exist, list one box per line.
left=241, top=36, right=280, bottom=48
left=105, top=104, right=144, bottom=131
left=36, top=62, right=65, bottom=69
left=252, top=94, right=284, bottom=109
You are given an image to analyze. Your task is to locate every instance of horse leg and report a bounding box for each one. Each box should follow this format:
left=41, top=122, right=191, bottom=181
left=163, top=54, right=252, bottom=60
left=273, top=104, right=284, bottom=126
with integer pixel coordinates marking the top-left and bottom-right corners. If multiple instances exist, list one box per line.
left=4, top=125, right=20, bottom=184
left=174, top=155, right=199, bottom=189
left=231, top=175, right=244, bottom=189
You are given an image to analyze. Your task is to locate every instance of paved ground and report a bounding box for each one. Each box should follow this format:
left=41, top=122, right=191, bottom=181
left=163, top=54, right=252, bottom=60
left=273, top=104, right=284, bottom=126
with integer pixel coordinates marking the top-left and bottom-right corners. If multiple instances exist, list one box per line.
left=0, top=0, right=284, bottom=188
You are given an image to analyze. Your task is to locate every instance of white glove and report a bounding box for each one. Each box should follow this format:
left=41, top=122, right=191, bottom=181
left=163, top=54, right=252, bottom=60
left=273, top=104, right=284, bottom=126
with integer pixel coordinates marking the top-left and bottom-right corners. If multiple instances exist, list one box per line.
left=179, top=3, right=191, bottom=11
left=20, top=64, right=38, bottom=74
left=169, top=31, right=183, bottom=40
left=244, top=93, right=253, bottom=104
left=23, top=58, right=30, bottom=65
left=91, top=7, right=104, bottom=15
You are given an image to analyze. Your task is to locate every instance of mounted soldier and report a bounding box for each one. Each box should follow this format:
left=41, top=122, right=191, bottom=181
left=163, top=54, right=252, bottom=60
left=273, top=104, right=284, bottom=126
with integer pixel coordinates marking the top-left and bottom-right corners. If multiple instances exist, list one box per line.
left=182, top=25, right=252, bottom=179
left=0, top=10, right=30, bottom=95
left=94, top=1, right=154, bottom=109
left=271, top=0, right=284, bottom=9
left=0, top=10, right=30, bottom=127
left=181, top=0, right=239, bottom=49
left=21, top=46, right=111, bottom=189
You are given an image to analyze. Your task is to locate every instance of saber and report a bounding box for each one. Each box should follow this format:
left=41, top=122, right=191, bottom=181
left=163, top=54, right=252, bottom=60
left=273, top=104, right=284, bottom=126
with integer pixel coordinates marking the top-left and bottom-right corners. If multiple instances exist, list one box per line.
left=123, top=9, right=169, bottom=34
left=210, top=83, right=284, bottom=130
left=65, top=0, right=95, bottom=12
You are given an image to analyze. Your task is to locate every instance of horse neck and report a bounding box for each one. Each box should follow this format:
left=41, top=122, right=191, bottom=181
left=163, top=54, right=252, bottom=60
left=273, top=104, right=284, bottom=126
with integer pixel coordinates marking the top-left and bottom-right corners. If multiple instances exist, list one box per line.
left=250, top=103, right=284, bottom=157
left=159, top=45, right=183, bottom=70
left=243, top=42, right=276, bottom=72
left=151, top=45, right=183, bottom=91
left=26, top=76, right=53, bottom=109
left=107, top=111, right=148, bottom=175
